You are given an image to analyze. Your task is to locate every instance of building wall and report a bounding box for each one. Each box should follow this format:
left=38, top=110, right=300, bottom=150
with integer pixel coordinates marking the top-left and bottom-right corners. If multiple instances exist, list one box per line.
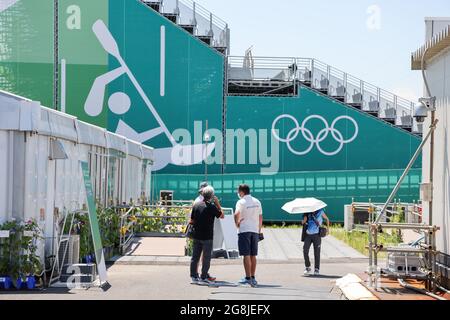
left=423, top=46, right=450, bottom=254
left=154, top=169, right=421, bottom=222
left=225, top=88, right=420, bottom=173
left=0, top=0, right=54, bottom=107
left=425, top=18, right=450, bottom=41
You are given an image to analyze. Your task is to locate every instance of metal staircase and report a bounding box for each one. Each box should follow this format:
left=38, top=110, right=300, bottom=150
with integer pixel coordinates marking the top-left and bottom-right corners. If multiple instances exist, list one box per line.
left=141, top=0, right=230, bottom=55
left=227, top=56, right=422, bottom=136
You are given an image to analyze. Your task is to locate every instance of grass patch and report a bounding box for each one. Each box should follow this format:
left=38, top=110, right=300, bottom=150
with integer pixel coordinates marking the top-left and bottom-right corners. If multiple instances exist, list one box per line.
left=263, top=224, right=403, bottom=258
left=330, top=225, right=402, bottom=257
left=264, top=224, right=301, bottom=229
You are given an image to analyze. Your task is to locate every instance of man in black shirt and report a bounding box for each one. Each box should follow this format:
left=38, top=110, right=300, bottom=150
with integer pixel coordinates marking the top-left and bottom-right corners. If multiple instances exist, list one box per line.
left=189, top=186, right=224, bottom=285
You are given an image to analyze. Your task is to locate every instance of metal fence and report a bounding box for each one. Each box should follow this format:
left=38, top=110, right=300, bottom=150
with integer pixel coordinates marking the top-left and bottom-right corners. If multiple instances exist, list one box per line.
left=153, top=168, right=422, bottom=222
left=158, top=0, right=230, bottom=50
left=227, top=56, right=419, bottom=133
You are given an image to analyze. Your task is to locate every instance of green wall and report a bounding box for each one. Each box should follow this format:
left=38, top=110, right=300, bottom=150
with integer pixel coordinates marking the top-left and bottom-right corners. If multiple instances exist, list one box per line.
left=57, top=0, right=225, bottom=174
left=0, top=0, right=54, bottom=107
left=225, top=88, right=421, bottom=173
left=106, top=0, right=224, bottom=174
left=154, top=168, right=421, bottom=222
left=0, top=0, right=422, bottom=221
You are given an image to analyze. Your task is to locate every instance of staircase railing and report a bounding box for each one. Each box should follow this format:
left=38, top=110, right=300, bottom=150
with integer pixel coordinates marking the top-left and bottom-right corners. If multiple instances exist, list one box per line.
left=160, top=0, right=230, bottom=51
left=228, top=56, right=420, bottom=134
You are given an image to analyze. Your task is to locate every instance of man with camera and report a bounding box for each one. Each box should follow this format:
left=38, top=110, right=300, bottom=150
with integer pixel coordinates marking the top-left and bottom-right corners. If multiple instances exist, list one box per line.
left=189, top=186, right=224, bottom=285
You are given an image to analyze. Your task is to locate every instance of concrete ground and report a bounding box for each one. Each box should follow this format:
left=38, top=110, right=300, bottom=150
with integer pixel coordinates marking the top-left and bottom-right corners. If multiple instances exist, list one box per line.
left=0, top=229, right=371, bottom=300
left=113, top=229, right=366, bottom=265
left=0, top=262, right=368, bottom=300
left=126, top=237, right=186, bottom=256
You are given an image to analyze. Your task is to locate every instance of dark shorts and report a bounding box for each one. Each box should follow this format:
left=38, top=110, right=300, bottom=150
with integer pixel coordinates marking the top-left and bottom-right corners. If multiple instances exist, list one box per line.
left=238, top=232, right=259, bottom=256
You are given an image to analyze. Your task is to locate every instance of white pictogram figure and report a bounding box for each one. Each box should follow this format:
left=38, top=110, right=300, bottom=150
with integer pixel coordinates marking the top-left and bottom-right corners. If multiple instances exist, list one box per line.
left=84, top=20, right=215, bottom=171
left=272, top=114, right=358, bottom=156
left=0, top=0, right=19, bottom=13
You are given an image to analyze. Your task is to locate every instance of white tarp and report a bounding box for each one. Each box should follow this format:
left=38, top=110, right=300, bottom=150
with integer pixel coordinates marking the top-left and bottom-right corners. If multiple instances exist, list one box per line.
left=127, top=140, right=143, bottom=159
left=106, top=131, right=127, bottom=154
left=76, top=121, right=107, bottom=148
left=142, top=145, right=154, bottom=161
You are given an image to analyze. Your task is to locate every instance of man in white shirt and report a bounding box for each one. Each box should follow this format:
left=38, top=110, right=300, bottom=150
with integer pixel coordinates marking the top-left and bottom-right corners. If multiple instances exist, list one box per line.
left=234, top=184, right=263, bottom=287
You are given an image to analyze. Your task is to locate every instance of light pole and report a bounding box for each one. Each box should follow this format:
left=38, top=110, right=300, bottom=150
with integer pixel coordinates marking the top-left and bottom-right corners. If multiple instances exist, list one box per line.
left=418, top=47, right=437, bottom=227
left=204, top=120, right=211, bottom=183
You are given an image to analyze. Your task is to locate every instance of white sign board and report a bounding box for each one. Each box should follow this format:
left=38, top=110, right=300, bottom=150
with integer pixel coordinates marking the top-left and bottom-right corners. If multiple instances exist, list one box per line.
left=213, top=210, right=239, bottom=258
left=0, top=230, right=10, bottom=238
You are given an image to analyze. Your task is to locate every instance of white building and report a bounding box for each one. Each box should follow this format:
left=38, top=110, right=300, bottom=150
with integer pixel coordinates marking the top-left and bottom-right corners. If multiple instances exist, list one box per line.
left=0, top=90, right=154, bottom=262
left=412, top=17, right=450, bottom=255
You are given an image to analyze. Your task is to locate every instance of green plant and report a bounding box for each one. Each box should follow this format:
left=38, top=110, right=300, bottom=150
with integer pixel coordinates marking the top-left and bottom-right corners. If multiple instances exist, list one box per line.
left=97, top=206, right=120, bottom=248
left=62, top=212, right=92, bottom=259
left=330, top=225, right=402, bottom=257
left=20, top=219, right=43, bottom=278
left=0, top=219, right=43, bottom=281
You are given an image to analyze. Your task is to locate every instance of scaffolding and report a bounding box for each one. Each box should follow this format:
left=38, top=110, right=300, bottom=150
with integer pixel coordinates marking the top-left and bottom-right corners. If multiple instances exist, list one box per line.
left=366, top=216, right=440, bottom=291
left=366, top=119, right=441, bottom=293
left=350, top=200, right=422, bottom=231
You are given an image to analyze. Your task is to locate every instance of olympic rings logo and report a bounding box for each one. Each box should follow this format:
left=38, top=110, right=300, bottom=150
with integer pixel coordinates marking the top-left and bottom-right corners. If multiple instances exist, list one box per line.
left=271, top=114, right=359, bottom=156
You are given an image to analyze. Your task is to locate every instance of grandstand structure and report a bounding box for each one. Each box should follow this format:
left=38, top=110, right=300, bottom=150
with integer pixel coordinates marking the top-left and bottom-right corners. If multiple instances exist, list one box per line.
left=0, top=0, right=422, bottom=221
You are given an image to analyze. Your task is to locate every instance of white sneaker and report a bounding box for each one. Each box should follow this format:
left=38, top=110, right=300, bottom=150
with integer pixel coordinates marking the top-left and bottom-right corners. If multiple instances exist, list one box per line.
left=314, top=269, right=320, bottom=276
left=304, top=267, right=311, bottom=275
left=191, top=277, right=200, bottom=285
left=238, top=277, right=251, bottom=286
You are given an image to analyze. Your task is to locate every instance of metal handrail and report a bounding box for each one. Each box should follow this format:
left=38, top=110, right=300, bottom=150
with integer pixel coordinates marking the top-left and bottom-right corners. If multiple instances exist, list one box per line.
left=119, top=206, right=136, bottom=254
left=118, top=201, right=194, bottom=253
left=352, top=202, right=422, bottom=216
left=157, top=0, right=230, bottom=50
left=227, top=56, right=419, bottom=132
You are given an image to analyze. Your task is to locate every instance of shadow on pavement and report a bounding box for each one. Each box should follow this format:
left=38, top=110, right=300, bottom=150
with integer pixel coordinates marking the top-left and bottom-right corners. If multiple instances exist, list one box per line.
left=303, top=275, right=342, bottom=279
left=0, top=287, right=73, bottom=295
left=209, top=281, right=238, bottom=288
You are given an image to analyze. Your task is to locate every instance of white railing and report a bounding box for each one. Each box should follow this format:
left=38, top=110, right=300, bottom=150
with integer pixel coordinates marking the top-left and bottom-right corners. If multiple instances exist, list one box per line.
left=156, top=0, right=230, bottom=51
left=228, top=56, right=420, bottom=133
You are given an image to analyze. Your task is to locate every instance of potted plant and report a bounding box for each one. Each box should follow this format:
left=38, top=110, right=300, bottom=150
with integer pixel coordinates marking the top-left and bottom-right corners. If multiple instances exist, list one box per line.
left=2, top=219, right=24, bottom=289
left=20, top=219, right=42, bottom=290
left=0, top=222, right=12, bottom=290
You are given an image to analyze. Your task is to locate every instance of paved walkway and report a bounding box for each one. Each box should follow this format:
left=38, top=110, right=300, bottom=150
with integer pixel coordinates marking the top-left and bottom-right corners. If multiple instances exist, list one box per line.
left=113, top=228, right=366, bottom=265
left=126, top=237, right=186, bottom=256
left=0, top=229, right=369, bottom=300
left=258, top=228, right=366, bottom=260
left=0, top=262, right=368, bottom=300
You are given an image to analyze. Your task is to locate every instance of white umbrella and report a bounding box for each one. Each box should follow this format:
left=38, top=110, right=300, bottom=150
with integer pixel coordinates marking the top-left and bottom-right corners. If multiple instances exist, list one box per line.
left=282, top=198, right=327, bottom=214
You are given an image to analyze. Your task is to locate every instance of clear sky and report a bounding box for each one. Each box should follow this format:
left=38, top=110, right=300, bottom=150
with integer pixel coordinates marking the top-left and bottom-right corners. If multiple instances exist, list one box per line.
left=195, top=0, right=450, bottom=102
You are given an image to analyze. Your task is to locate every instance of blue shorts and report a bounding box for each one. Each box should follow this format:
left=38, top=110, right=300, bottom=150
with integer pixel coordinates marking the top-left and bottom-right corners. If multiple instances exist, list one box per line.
left=238, top=232, right=259, bottom=256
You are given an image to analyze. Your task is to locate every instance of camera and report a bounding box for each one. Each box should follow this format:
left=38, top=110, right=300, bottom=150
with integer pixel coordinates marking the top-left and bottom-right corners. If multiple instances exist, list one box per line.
left=414, top=97, right=436, bottom=123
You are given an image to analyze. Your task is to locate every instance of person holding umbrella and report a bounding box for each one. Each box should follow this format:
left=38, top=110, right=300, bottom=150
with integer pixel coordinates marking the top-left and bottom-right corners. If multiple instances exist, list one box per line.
left=302, top=209, right=330, bottom=276
left=281, top=198, right=330, bottom=276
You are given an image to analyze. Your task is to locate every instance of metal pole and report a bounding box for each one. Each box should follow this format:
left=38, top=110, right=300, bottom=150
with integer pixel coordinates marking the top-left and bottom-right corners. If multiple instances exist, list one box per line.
left=368, top=222, right=373, bottom=287
left=53, top=0, right=59, bottom=111
left=374, top=119, right=438, bottom=223
left=205, top=120, right=209, bottom=183
left=374, top=224, right=378, bottom=290
left=429, top=110, right=435, bottom=227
